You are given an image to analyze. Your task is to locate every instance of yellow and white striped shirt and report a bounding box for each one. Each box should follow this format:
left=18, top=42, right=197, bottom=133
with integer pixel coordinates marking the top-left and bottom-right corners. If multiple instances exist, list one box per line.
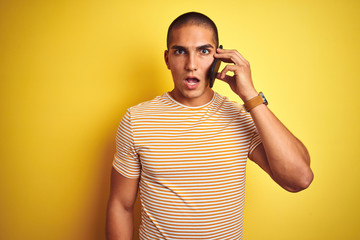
left=113, top=92, right=262, bottom=240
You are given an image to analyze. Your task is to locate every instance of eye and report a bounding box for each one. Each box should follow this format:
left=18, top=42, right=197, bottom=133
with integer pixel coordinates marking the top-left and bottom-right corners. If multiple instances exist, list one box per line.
left=174, top=49, right=185, bottom=55
left=200, top=49, right=210, bottom=54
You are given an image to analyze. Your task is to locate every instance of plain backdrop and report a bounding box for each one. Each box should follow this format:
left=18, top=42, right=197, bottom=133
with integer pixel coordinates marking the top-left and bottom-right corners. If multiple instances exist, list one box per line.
left=1, top=0, right=359, bottom=239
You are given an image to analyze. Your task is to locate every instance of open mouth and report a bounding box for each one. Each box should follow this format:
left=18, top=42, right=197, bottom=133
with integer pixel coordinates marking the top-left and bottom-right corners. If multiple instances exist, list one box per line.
left=185, top=77, right=200, bottom=86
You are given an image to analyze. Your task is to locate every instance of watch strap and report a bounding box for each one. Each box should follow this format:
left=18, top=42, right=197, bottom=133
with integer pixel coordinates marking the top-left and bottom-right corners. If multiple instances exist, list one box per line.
left=243, top=92, right=267, bottom=112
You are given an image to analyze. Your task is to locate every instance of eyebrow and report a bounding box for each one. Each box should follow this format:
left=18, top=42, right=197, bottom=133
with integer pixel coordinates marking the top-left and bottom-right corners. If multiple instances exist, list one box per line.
left=171, top=44, right=214, bottom=51
left=196, top=44, right=214, bottom=50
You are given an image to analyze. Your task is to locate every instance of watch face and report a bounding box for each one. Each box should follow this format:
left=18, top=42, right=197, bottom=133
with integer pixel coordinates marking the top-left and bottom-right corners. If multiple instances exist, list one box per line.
left=259, top=92, right=268, bottom=105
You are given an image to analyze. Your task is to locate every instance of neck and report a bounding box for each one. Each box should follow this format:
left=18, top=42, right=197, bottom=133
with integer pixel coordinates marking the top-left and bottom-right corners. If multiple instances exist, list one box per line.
left=169, top=89, right=214, bottom=107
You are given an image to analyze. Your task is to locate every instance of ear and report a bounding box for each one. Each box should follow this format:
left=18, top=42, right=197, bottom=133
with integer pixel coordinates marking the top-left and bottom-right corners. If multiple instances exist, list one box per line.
left=164, top=50, right=170, bottom=69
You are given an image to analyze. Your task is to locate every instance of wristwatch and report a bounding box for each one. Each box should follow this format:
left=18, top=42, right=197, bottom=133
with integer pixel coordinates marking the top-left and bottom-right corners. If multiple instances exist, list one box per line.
left=243, top=92, right=268, bottom=112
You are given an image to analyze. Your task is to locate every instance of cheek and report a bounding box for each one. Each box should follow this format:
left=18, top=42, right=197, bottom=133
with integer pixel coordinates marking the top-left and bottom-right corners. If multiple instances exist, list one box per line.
left=169, top=66, right=183, bottom=81
left=169, top=61, right=184, bottom=75
left=170, top=65, right=182, bottom=75
left=202, top=58, right=214, bottom=71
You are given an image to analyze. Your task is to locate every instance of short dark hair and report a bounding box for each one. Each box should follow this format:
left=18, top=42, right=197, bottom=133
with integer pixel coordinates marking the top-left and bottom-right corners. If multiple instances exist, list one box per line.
left=167, top=12, right=219, bottom=49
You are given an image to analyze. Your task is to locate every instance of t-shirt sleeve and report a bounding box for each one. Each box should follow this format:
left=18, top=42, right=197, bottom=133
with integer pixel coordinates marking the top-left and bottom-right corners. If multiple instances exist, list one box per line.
left=248, top=127, right=262, bottom=157
left=237, top=104, right=262, bottom=158
left=112, top=109, right=141, bottom=179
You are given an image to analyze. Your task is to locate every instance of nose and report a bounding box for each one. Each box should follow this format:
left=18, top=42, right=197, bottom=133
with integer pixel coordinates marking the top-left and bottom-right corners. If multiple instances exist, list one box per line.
left=185, top=52, right=198, bottom=71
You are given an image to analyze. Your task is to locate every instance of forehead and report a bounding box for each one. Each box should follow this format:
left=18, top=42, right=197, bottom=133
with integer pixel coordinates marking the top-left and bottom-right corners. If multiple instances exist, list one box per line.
left=169, top=24, right=216, bottom=48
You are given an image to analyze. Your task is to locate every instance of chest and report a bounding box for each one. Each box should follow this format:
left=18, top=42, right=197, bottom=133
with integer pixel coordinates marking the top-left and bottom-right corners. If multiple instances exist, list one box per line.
left=132, top=115, right=252, bottom=179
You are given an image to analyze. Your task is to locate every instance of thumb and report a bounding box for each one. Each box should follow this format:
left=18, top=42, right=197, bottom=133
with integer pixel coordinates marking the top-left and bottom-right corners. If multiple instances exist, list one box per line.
left=216, top=73, right=233, bottom=84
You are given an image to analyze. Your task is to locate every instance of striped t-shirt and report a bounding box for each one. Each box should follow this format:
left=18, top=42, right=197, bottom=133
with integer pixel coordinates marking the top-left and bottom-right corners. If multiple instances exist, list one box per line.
left=113, top=92, right=262, bottom=240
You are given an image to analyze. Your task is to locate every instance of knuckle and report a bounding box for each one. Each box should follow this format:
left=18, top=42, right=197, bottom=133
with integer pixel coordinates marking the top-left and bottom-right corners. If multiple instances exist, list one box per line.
left=232, top=49, right=240, bottom=55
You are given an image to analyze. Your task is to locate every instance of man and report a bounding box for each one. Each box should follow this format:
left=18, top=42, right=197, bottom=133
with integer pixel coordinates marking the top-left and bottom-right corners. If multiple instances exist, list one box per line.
left=106, top=12, right=313, bottom=240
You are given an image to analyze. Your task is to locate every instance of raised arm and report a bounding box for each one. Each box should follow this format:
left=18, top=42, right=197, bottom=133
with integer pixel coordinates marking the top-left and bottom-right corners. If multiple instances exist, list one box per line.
left=214, top=48, right=313, bottom=192
left=247, top=105, right=313, bottom=192
left=106, top=168, right=139, bottom=240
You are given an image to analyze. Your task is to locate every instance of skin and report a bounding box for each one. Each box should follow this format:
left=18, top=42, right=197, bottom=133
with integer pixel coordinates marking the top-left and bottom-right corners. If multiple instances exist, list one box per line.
left=164, top=24, right=216, bottom=107
left=106, top=168, right=139, bottom=240
left=106, top=23, right=314, bottom=240
left=213, top=38, right=314, bottom=193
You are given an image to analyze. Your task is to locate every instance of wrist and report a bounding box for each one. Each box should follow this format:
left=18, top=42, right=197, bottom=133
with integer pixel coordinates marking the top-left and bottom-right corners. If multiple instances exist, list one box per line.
left=240, top=90, right=258, bottom=102
left=243, top=92, right=268, bottom=112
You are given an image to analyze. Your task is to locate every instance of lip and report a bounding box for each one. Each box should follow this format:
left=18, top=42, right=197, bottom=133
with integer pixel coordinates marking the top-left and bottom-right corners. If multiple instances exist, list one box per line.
left=184, top=76, right=200, bottom=90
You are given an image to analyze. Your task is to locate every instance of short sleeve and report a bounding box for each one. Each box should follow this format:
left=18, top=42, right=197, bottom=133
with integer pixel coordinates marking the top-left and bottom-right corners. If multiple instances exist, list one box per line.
left=248, top=128, right=262, bottom=157
left=112, top=110, right=141, bottom=179
left=232, top=101, right=263, bottom=157
left=236, top=104, right=262, bottom=158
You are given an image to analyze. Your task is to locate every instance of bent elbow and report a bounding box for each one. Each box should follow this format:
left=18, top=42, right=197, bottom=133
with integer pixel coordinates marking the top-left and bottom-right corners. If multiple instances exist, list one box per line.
left=304, top=169, right=314, bottom=188
left=283, top=168, right=314, bottom=193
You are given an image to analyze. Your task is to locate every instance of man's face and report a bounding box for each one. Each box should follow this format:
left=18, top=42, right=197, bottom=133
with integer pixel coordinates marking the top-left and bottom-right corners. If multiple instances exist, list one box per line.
left=165, top=24, right=217, bottom=106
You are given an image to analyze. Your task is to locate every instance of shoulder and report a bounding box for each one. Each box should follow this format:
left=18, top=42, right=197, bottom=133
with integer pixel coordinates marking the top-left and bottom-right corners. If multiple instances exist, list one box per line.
left=213, top=93, right=257, bottom=128
left=127, top=93, right=172, bottom=117
left=215, top=92, right=247, bottom=114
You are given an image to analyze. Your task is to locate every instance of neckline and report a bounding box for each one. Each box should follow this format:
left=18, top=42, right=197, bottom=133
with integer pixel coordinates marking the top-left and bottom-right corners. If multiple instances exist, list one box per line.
left=164, top=92, right=217, bottom=109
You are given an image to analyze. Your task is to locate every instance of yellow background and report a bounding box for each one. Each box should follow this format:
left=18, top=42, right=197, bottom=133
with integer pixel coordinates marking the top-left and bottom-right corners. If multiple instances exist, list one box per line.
left=1, top=0, right=359, bottom=239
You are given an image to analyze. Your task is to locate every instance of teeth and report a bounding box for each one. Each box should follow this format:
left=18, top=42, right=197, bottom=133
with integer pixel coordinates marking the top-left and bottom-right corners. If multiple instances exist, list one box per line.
left=186, top=78, right=199, bottom=83
left=185, top=78, right=199, bottom=87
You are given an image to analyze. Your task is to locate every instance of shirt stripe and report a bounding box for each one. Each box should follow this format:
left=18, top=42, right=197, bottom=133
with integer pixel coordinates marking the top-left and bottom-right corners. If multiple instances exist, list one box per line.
left=113, top=92, right=262, bottom=239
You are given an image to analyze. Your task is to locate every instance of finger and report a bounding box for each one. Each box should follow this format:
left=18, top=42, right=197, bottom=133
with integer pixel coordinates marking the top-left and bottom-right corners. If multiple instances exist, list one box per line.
left=219, top=64, right=239, bottom=79
left=216, top=73, right=233, bottom=84
left=221, top=49, right=248, bottom=63
left=214, top=52, right=242, bottom=65
left=215, top=49, right=248, bottom=66
left=215, top=48, right=242, bottom=63
left=235, top=51, right=249, bottom=66
left=216, top=48, right=249, bottom=66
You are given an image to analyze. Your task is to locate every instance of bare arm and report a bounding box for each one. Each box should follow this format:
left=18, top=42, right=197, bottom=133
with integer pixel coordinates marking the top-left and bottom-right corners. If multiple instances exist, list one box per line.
left=106, top=168, right=139, bottom=240
left=215, top=48, right=313, bottom=192
left=248, top=105, right=313, bottom=192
